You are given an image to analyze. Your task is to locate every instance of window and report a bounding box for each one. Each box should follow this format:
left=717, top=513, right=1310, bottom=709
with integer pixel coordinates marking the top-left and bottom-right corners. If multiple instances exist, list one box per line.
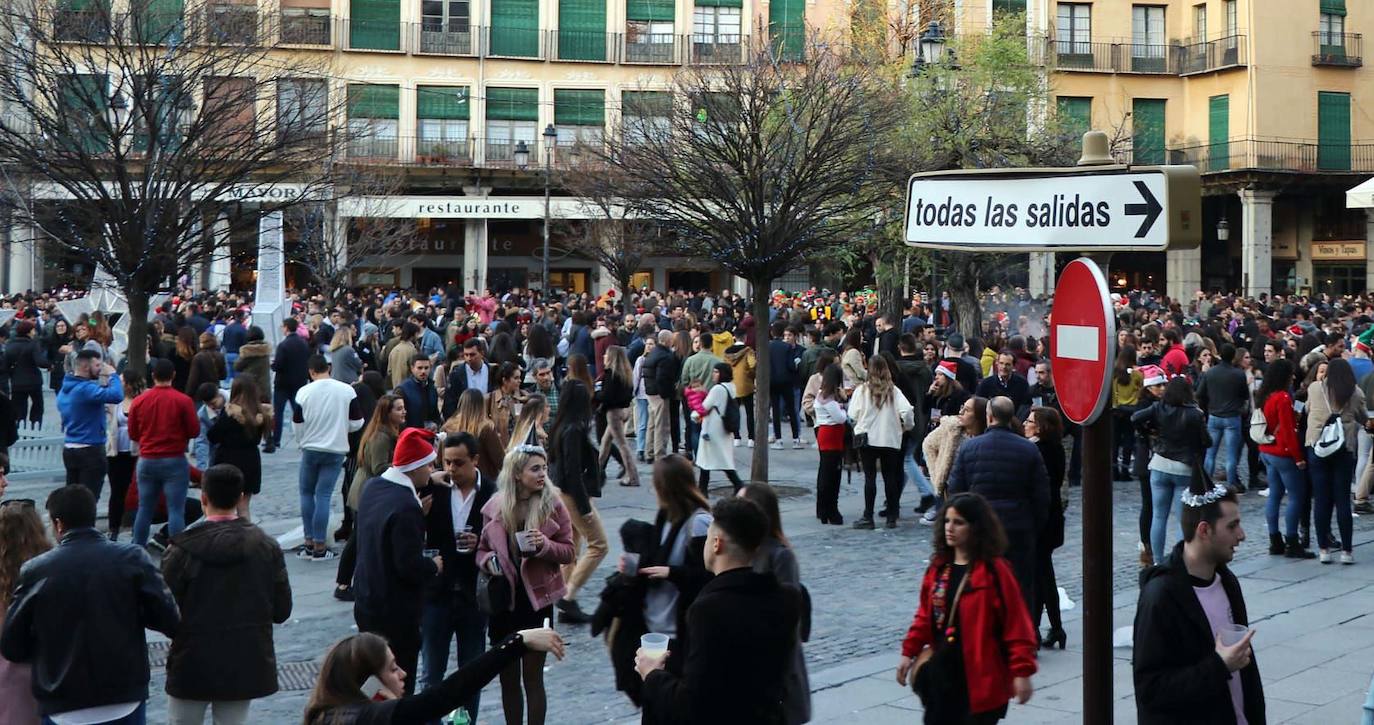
left=1318, top=91, right=1351, bottom=171
left=485, top=87, right=539, bottom=162
left=417, top=86, right=470, bottom=160
left=347, top=84, right=400, bottom=158
left=1055, top=3, right=1091, bottom=60
left=135, top=0, right=184, bottom=43
left=420, top=0, right=472, bottom=53
left=554, top=89, right=605, bottom=149
left=55, top=0, right=110, bottom=41
left=350, top=0, right=400, bottom=50
left=281, top=6, right=331, bottom=44
left=693, top=6, right=741, bottom=61
left=1320, top=11, right=1346, bottom=54
left=625, top=21, right=675, bottom=62
left=769, top=0, right=804, bottom=61
left=1131, top=98, right=1165, bottom=165
left=1208, top=94, right=1228, bottom=172
left=1225, top=0, right=1237, bottom=34
left=205, top=77, right=255, bottom=147
left=60, top=74, right=109, bottom=154
left=1193, top=4, right=1205, bottom=39
left=559, top=0, right=607, bottom=60
left=623, top=90, right=671, bottom=144
left=1131, top=5, right=1166, bottom=71
left=208, top=3, right=257, bottom=44
left=1056, top=96, right=1091, bottom=140
left=489, top=0, right=540, bottom=57
left=277, top=78, right=328, bottom=141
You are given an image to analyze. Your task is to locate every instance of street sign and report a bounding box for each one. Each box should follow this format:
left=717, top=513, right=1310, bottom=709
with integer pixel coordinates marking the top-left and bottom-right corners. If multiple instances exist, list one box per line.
left=1050, top=258, right=1116, bottom=425
left=903, top=165, right=1200, bottom=252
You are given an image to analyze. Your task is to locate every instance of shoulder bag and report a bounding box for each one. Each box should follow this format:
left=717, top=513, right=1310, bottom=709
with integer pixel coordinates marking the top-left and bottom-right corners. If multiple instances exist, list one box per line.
left=909, top=565, right=972, bottom=723
left=476, top=558, right=512, bottom=616
left=1314, top=384, right=1346, bottom=458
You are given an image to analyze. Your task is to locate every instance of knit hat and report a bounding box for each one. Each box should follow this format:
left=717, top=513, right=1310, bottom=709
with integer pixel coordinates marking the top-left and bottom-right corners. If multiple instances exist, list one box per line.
left=1357, top=327, right=1374, bottom=355
left=392, top=428, right=437, bottom=473
left=936, top=360, right=958, bottom=381
left=1139, top=365, right=1167, bottom=387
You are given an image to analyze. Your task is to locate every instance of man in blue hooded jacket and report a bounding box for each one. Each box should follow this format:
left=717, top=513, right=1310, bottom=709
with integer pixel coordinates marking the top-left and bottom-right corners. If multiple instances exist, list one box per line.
left=56, top=349, right=123, bottom=498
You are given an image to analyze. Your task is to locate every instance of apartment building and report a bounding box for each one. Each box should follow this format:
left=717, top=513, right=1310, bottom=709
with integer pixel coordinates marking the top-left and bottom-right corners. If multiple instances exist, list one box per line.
left=7, top=0, right=841, bottom=295
left=958, top=0, right=1374, bottom=299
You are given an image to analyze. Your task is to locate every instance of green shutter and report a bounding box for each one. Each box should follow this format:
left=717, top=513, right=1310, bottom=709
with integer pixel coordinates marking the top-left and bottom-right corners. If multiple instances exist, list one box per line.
left=1318, top=91, right=1351, bottom=171
left=1208, top=95, right=1229, bottom=172
left=347, top=84, right=400, bottom=119
left=769, top=0, right=804, bottom=60
left=626, top=0, right=673, bottom=21
left=62, top=0, right=107, bottom=10
left=63, top=75, right=108, bottom=153
left=1132, top=98, right=1166, bottom=165
left=136, top=0, right=183, bottom=42
left=486, top=87, right=539, bottom=121
left=559, top=0, right=606, bottom=60
left=555, top=89, right=605, bottom=126
left=350, top=0, right=400, bottom=50
left=417, top=86, right=469, bottom=120
left=623, top=91, right=671, bottom=117
left=695, top=0, right=741, bottom=8
left=1321, top=0, right=1346, bottom=16
left=1056, top=96, right=1091, bottom=140
left=993, top=0, right=1026, bottom=14
left=490, top=0, right=540, bottom=56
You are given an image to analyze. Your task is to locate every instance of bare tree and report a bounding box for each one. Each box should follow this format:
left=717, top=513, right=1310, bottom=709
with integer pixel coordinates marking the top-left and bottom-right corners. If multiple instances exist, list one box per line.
left=0, top=0, right=347, bottom=374
left=582, top=37, right=902, bottom=483
left=557, top=158, right=662, bottom=296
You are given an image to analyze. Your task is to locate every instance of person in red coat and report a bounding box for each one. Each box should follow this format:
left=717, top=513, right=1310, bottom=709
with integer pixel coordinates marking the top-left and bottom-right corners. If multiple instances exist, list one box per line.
left=898, top=493, right=1038, bottom=724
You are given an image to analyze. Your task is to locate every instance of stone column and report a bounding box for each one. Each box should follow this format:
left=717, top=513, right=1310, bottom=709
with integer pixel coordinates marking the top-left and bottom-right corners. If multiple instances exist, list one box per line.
left=1027, top=252, right=1055, bottom=296
left=1166, top=246, right=1201, bottom=302
left=462, top=186, right=491, bottom=294
left=208, top=215, right=232, bottom=291
left=1365, top=210, right=1374, bottom=293
left=8, top=223, right=36, bottom=293
left=1240, top=189, right=1277, bottom=298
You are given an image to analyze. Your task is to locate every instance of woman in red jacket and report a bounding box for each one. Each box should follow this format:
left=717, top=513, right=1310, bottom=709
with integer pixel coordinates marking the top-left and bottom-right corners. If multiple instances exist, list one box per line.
left=897, top=493, right=1038, bottom=724
left=1256, top=358, right=1314, bottom=559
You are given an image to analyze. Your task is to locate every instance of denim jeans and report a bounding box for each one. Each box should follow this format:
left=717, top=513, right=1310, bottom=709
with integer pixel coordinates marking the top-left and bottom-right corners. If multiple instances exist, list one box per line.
left=1262, top=452, right=1307, bottom=538
left=635, top=397, right=649, bottom=454
left=224, top=352, right=238, bottom=383
left=299, top=449, right=345, bottom=543
left=1149, top=469, right=1191, bottom=558
left=902, top=433, right=934, bottom=499
left=1204, top=415, right=1244, bottom=487
left=1309, top=446, right=1355, bottom=552
left=272, top=389, right=302, bottom=446
left=420, top=599, right=488, bottom=719
left=134, top=457, right=189, bottom=546
left=45, top=701, right=146, bottom=725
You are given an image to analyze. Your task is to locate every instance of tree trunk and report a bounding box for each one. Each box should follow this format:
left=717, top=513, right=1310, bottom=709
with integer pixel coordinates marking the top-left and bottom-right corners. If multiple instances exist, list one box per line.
left=949, top=282, right=982, bottom=341
left=611, top=266, right=634, bottom=301
left=125, top=291, right=150, bottom=379
left=872, top=251, right=904, bottom=322
left=750, top=286, right=771, bottom=484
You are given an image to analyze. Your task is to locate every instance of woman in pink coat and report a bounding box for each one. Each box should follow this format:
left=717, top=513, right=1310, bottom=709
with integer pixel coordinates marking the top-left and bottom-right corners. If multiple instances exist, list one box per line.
left=477, top=444, right=574, bottom=725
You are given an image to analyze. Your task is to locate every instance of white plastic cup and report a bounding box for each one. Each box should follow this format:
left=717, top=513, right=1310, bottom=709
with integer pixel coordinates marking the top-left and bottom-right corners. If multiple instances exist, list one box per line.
left=456, top=525, right=474, bottom=554
left=640, top=633, right=669, bottom=658
left=621, top=552, right=640, bottom=574
left=1219, top=624, right=1249, bottom=647
left=516, top=530, right=536, bottom=553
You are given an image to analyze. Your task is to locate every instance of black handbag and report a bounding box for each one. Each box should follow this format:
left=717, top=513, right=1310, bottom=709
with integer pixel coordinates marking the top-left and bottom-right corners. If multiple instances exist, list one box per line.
left=476, top=566, right=511, bottom=616
left=911, top=566, right=971, bottom=723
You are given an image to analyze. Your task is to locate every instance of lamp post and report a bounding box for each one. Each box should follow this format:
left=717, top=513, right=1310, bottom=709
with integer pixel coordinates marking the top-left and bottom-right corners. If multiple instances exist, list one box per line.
left=907, top=22, right=947, bottom=326
left=541, top=123, right=557, bottom=291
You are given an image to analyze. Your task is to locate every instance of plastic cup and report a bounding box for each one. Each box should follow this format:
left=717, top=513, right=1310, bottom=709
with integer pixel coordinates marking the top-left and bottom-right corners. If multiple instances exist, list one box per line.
left=516, top=531, right=536, bottom=553
left=1219, top=623, right=1249, bottom=647
left=456, top=525, right=474, bottom=554
left=423, top=548, right=440, bottom=559
left=621, top=552, right=640, bottom=574
left=640, top=633, right=669, bottom=659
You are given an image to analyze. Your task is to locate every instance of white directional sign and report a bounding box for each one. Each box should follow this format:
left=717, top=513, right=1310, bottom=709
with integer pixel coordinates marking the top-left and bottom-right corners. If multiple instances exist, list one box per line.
left=903, top=165, right=1200, bottom=252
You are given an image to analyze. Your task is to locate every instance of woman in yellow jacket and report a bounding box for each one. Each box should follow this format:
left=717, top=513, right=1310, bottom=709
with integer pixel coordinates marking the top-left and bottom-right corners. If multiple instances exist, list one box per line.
left=724, top=341, right=757, bottom=447
left=1111, top=345, right=1144, bottom=481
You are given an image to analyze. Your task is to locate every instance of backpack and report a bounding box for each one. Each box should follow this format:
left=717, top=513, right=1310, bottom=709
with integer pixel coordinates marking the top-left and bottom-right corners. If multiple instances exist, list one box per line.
left=722, top=388, right=741, bottom=436
left=1314, top=385, right=1346, bottom=459
left=1249, top=406, right=1274, bottom=445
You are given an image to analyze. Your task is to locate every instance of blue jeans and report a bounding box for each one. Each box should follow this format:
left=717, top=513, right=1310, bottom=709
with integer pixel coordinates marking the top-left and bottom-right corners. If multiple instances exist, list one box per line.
left=45, top=701, right=145, bottom=725
left=1204, top=415, right=1244, bottom=487
left=1262, top=452, right=1307, bottom=538
left=1149, top=469, right=1191, bottom=558
left=1309, top=446, right=1355, bottom=552
left=299, top=450, right=345, bottom=543
left=902, top=434, right=934, bottom=499
left=134, top=457, right=189, bottom=546
left=272, top=389, right=302, bottom=447
left=635, top=398, right=649, bottom=454
left=420, top=599, right=488, bottom=719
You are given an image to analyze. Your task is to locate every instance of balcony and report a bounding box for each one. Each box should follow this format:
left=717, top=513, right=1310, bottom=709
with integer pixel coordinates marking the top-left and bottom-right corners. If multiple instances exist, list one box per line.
left=411, top=136, right=473, bottom=165
left=347, top=136, right=400, bottom=162
left=1117, top=44, right=1174, bottom=74
left=690, top=35, right=746, bottom=64
left=550, top=30, right=617, bottom=62
left=412, top=22, right=477, bottom=56
left=623, top=33, right=682, bottom=64
left=1050, top=40, right=1115, bottom=72
left=1313, top=32, right=1363, bottom=67
left=342, top=18, right=404, bottom=52
left=279, top=13, right=332, bottom=46
left=1178, top=35, right=1247, bottom=75
left=1163, top=138, right=1374, bottom=174
left=203, top=7, right=258, bottom=44
left=484, top=137, right=551, bottom=167
left=483, top=26, right=545, bottom=59
left=53, top=10, right=110, bottom=42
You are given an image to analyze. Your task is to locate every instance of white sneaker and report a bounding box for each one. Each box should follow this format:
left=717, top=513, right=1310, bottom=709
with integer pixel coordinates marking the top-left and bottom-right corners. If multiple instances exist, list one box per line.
left=1258, top=488, right=1269, bottom=497
left=1320, top=549, right=1332, bottom=564
left=1341, top=551, right=1355, bottom=565
left=920, top=509, right=938, bottom=525
left=733, top=438, right=740, bottom=448
left=771, top=439, right=784, bottom=450
left=748, top=439, right=755, bottom=448
left=793, top=439, right=804, bottom=449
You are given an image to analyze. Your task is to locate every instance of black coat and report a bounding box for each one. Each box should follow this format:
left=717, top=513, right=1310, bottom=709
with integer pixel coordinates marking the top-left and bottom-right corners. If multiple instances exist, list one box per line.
left=353, top=473, right=440, bottom=623
left=642, top=568, right=801, bottom=725
left=161, top=518, right=292, bottom=701
left=271, top=334, right=311, bottom=393
left=208, top=405, right=269, bottom=495
left=642, top=346, right=667, bottom=397
left=596, top=372, right=634, bottom=410
left=442, top=362, right=496, bottom=419
left=550, top=424, right=599, bottom=515
left=1132, top=402, right=1211, bottom=465
left=421, top=472, right=497, bottom=606
left=1196, top=362, right=1250, bottom=418
left=396, top=376, right=441, bottom=429
left=975, top=372, right=1032, bottom=412
left=1133, top=543, right=1265, bottom=725
left=0, top=528, right=180, bottom=716
left=947, top=426, right=1050, bottom=534
left=1034, top=437, right=1066, bottom=551
left=4, top=335, right=48, bottom=394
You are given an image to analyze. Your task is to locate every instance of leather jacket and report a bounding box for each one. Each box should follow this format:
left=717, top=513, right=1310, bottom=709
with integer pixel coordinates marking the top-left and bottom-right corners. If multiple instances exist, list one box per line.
left=1131, top=401, right=1211, bottom=466
left=0, top=528, right=180, bottom=716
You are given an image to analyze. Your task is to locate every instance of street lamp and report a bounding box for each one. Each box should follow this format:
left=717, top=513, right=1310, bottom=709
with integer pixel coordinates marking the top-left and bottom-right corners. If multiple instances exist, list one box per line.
left=541, top=123, right=557, bottom=292
left=1216, top=217, right=1231, bottom=242
left=909, top=21, right=947, bottom=77
left=513, top=139, right=530, bottom=170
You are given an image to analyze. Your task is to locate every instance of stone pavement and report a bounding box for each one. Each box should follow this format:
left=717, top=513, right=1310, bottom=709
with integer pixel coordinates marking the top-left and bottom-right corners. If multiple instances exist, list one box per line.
left=9, top=402, right=1374, bottom=724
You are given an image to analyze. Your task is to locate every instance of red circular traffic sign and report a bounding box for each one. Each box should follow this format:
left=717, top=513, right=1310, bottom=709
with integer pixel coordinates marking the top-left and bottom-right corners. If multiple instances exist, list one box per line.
left=1049, top=258, right=1117, bottom=425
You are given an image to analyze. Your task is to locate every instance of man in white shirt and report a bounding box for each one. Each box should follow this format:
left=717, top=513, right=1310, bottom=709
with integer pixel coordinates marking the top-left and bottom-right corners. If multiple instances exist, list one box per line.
left=293, top=354, right=364, bottom=561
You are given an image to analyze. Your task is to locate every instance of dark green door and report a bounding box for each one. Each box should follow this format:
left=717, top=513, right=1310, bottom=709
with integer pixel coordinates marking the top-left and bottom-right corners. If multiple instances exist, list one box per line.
left=559, top=0, right=606, bottom=60
left=351, top=0, right=400, bottom=50
left=1132, top=98, right=1166, bottom=165
left=1208, top=95, right=1229, bottom=172
left=491, top=0, right=540, bottom=56
left=769, top=0, right=803, bottom=61
left=1318, top=91, right=1351, bottom=171
left=1056, top=96, right=1091, bottom=141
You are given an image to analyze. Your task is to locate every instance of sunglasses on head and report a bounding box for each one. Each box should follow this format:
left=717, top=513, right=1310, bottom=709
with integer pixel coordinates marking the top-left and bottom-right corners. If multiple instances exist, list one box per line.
left=1, top=498, right=36, bottom=510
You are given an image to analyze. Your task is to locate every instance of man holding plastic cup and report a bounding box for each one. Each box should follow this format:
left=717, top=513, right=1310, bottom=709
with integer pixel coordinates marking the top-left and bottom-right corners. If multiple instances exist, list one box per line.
left=635, top=496, right=801, bottom=722
left=1132, top=481, right=1265, bottom=724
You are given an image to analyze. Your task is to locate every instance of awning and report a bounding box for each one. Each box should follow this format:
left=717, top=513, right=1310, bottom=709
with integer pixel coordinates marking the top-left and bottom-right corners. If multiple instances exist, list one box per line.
left=1346, top=177, right=1374, bottom=208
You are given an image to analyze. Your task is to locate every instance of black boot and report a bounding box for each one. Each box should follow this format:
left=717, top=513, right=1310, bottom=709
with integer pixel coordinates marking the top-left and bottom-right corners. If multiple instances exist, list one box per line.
left=556, top=598, right=592, bottom=624
left=1285, top=535, right=1317, bottom=559
left=1269, top=533, right=1284, bottom=556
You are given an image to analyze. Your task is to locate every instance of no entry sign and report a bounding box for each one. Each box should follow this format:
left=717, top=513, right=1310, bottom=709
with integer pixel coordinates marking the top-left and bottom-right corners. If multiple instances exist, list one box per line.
left=1050, top=258, right=1116, bottom=425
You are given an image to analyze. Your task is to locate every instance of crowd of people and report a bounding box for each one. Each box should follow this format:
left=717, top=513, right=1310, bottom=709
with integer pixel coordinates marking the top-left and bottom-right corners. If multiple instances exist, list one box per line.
left=2, top=279, right=1374, bottom=722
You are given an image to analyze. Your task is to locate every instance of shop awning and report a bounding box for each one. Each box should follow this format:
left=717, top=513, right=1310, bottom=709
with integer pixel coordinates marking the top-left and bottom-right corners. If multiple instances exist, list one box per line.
left=1346, top=177, right=1374, bottom=208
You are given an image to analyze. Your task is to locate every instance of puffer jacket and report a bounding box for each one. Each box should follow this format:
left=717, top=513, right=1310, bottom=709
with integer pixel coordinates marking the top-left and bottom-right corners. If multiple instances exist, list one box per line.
left=921, top=415, right=966, bottom=495
left=1131, top=401, right=1211, bottom=466
left=724, top=344, right=757, bottom=398
left=946, top=426, right=1051, bottom=534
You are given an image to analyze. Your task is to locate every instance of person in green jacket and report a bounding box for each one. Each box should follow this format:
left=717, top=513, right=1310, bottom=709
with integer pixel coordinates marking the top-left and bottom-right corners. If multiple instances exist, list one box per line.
left=678, top=331, right=722, bottom=457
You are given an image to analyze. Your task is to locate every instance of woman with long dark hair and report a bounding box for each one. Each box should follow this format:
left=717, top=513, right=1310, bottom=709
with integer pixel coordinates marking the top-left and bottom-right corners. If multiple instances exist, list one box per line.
left=596, top=346, right=639, bottom=487
left=1305, top=356, right=1363, bottom=564
left=1130, top=366, right=1168, bottom=567
left=1256, top=358, right=1312, bottom=558
left=1132, top=377, right=1211, bottom=559
left=1111, top=345, right=1142, bottom=480
left=547, top=380, right=608, bottom=625
left=442, top=388, right=506, bottom=482
left=812, top=364, right=848, bottom=524
left=207, top=377, right=273, bottom=520
left=897, top=493, right=1037, bottom=724
left=840, top=328, right=867, bottom=395
left=105, top=371, right=144, bottom=541
left=0, top=489, right=50, bottom=724
left=172, top=326, right=199, bottom=393
left=1023, top=407, right=1065, bottom=650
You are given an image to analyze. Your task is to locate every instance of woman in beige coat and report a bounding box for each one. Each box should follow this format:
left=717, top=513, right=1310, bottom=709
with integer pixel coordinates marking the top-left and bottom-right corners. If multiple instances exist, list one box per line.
left=1304, top=357, right=1364, bottom=563
left=922, top=395, right=988, bottom=502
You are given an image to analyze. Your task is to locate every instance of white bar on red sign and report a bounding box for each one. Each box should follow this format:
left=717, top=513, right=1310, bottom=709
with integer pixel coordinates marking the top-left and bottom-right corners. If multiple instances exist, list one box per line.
left=1056, top=325, right=1101, bottom=361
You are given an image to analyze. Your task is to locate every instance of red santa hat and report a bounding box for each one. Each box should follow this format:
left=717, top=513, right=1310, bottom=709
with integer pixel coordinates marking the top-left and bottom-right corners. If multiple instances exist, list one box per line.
left=936, top=360, right=958, bottom=381
left=392, top=428, right=437, bottom=473
left=1139, top=364, right=1168, bottom=387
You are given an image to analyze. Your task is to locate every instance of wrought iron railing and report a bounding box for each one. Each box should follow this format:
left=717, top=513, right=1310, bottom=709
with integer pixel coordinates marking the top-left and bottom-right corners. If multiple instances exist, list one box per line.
left=1313, top=31, right=1363, bottom=67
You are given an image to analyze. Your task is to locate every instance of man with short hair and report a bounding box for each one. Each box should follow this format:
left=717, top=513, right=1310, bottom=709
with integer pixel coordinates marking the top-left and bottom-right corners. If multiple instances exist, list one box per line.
left=293, top=354, right=365, bottom=560
left=529, top=358, right=560, bottom=430
left=976, top=351, right=1032, bottom=412
left=269, top=317, right=311, bottom=452
left=442, top=337, right=495, bottom=419
left=940, top=332, right=980, bottom=392
left=396, top=355, right=440, bottom=429
left=161, top=465, right=292, bottom=725
left=129, top=358, right=200, bottom=547
left=1197, top=343, right=1249, bottom=493
left=637, top=496, right=800, bottom=723
left=1, top=485, right=180, bottom=724
left=1133, top=485, right=1263, bottom=724
left=56, top=349, right=122, bottom=497
left=221, top=311, right=246, bottom=381
left=678, top=331, right=722, bottom=456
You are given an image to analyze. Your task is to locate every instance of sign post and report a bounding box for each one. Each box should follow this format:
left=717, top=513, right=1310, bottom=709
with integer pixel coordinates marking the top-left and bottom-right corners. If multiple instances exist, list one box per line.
left=904, top=132, right=1201, bottom=725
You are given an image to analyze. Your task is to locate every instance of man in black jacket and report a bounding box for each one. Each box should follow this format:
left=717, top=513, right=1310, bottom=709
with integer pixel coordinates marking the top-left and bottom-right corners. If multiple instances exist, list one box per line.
left=0, top=485, right=180, bottom=722
left=396, top=356, right=441, bottom=429
left=442, top=337, right=496, bottom=419
left=946, top=396, right=1050, bottom=613
left=1197, top=343, right=1250, bottom=492
left=161, top=464, right=292, bottom=724
left=419, top=432, right=496, bottom=718
left=638, top=496, right=800, bottom=725
left=268, top=317, right=311, bottom=452
left=976, top=350, right=1032, bottom=412
left=353, top=427, right=443, bottom=696
left=1133, top=485, right=1264, bottom=724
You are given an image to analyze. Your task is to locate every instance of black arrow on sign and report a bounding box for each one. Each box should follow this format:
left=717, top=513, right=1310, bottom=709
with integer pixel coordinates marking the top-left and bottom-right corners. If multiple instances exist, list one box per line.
left=1124, top=181, right=1163, bottom=238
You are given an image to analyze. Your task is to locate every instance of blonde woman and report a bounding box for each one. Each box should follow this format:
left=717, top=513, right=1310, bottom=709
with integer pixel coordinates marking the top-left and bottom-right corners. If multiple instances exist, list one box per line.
left=509, top=393, right=549, bottom=450
left=840, top=328, right=867, bottom=394
left=849, top=355, right=914, bottom=529
left=329, top=326, right=362, bottom=385
left=477, top=445, right=574, bottom=725
left=596, top=346, right=640, bottom=487
left=443, top=387, right=506, bottom=481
